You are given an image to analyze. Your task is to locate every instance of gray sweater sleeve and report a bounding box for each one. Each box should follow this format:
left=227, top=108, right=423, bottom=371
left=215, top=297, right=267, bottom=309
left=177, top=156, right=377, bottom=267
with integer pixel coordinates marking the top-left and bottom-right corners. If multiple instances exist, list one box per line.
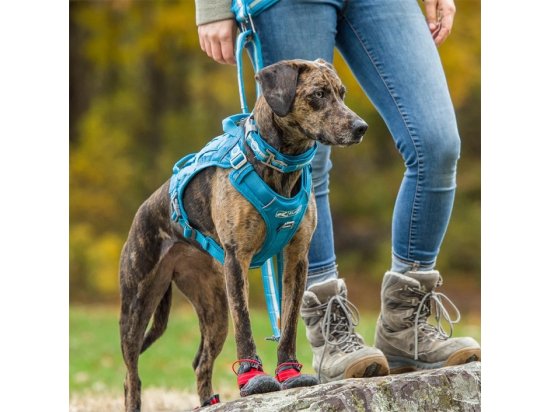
left=195, top=0, right=234, bottom=26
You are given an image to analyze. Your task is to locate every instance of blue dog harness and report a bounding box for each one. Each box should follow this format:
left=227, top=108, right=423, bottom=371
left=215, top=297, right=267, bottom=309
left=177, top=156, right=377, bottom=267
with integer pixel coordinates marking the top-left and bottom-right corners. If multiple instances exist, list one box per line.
left=169, top=114, right=317, bottom=269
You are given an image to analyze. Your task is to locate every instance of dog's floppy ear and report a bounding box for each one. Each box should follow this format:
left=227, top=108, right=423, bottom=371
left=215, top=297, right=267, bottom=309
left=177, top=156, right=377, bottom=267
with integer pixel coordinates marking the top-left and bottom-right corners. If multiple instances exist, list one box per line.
left=256, top=61, right=299, bottom=117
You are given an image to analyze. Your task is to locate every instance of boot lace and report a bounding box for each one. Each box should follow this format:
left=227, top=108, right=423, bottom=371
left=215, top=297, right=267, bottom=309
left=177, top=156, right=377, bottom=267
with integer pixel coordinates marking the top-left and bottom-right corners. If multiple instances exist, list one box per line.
left=406, top=286, right=461, bottom=360
left=318, top=294, right=364, bottom=380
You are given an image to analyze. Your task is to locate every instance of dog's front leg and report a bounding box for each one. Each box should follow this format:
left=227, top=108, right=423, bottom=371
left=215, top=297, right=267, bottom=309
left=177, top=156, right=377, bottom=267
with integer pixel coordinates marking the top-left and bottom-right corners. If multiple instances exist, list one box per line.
left=275, top=208, right=319, bottom=389
left=223, top=245, right=282, bottom=396
left=223, top=246, right=256, bottom=359
left=278, top=240, right=308, bottom=365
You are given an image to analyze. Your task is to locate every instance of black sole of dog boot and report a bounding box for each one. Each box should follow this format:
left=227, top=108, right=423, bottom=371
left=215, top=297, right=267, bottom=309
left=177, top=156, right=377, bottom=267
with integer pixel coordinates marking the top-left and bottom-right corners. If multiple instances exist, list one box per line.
left=280, top=374, right=319, bottom=390
left=240, top=375, right=282, bottom=397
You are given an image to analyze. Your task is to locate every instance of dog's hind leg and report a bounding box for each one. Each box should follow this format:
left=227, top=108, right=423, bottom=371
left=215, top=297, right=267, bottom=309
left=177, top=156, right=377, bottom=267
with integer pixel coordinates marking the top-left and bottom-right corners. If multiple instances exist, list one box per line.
left=119, top=288, right=147, bottom=412
left=119, top=238, right=175, bottom=412
left=140, top=282, right=172, bottom=354
left=173, top=251, right=228, bottom=405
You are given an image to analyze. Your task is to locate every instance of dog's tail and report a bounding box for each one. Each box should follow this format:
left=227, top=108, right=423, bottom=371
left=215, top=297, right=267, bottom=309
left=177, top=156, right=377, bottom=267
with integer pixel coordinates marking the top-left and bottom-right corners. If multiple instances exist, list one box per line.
left=140, top=283, right=172, bottom=354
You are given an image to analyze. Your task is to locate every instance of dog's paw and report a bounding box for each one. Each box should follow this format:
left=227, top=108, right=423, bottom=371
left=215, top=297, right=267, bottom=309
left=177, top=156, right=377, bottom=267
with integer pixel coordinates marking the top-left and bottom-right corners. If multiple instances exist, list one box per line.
left=275, top=361, right=320, bottom=390
left=240, top=375, right=282, bottom=397
left=194, top=394, right=221, bottom=409
left=280, top=373, right=319, bottom=390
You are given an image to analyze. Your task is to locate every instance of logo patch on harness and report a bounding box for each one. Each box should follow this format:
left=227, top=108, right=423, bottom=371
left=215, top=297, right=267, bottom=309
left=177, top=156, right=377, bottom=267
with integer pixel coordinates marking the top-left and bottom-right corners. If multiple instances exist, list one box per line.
left=275, top=205, right=303, bottom=219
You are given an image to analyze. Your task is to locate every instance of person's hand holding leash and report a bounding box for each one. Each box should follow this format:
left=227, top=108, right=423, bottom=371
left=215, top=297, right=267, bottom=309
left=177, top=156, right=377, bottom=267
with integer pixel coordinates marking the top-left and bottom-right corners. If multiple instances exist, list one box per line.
left=423, top=0, right=456, bottom=46
left=198, top=19, right=237, bottom=64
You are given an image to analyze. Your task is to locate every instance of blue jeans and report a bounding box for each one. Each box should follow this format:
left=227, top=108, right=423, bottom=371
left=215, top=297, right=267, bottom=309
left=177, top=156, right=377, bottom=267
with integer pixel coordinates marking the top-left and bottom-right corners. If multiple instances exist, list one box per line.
left=253, top=0, right=461, bottom=287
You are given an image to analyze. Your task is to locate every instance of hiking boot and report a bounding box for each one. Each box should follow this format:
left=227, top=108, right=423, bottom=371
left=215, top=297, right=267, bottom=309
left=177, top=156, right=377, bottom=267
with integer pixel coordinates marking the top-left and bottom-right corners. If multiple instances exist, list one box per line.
left=300, top=278, right=389, bottom=383
left=374, top=270, right=481, bottom=373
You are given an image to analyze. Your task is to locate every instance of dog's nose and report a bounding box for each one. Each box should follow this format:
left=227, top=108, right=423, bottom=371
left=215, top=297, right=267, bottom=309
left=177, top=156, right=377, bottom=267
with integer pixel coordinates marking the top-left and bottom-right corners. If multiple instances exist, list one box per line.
left=352, top=120, right=368, bottom=140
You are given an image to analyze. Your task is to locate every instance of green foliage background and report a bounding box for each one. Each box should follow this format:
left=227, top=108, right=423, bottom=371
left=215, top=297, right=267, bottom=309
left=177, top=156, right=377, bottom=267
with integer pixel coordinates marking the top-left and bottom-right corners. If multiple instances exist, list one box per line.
left=70, top=0, right=480, bottom=310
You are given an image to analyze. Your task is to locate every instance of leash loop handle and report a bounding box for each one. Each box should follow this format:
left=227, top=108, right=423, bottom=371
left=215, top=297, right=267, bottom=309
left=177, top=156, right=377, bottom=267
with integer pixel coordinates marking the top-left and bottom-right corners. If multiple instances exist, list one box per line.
left=235, top=28, right=264, bottom=114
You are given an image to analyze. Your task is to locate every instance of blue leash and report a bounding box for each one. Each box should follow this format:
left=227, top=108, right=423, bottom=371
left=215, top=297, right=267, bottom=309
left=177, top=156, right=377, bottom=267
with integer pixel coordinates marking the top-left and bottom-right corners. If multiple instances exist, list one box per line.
left=234, top=15, right=282, bottom=342
left=235, top=29, right=263, bottom=113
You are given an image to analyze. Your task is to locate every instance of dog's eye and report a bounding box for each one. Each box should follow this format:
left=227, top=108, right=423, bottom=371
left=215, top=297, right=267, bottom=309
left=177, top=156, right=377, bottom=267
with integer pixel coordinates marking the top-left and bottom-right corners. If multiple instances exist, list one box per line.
left=314, top=90, right=325, bottom=99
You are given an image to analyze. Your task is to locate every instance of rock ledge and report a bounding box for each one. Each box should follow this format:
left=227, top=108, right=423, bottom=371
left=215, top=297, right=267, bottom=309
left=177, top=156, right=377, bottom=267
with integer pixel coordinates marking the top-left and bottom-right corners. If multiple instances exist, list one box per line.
left=206, top=362, right=481, bottom=412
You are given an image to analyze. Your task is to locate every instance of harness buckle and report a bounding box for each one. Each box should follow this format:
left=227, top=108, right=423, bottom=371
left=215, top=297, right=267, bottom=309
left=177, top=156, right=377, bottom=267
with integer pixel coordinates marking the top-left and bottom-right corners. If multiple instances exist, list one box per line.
left=230, top=147, right=247, bottom=169
left=170, top=194, right=181, bottom=221
left=264, top=150, right=288, bottom=170
left=245, top=117, right=257, bottom=135
left=183, top=223, right=196, bottom=240
left=261, top=149, right=287, bottom=172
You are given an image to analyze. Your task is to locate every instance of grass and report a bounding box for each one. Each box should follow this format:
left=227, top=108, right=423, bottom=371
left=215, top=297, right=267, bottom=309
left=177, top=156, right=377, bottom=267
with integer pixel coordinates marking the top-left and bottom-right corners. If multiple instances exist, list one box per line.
left=69, top=304, right=481, bottom=398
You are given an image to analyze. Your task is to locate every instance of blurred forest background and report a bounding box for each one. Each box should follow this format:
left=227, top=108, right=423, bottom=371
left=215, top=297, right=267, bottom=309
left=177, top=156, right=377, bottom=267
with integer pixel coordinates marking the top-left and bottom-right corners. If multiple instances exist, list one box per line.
left=69, top=0, right=480, bottom=313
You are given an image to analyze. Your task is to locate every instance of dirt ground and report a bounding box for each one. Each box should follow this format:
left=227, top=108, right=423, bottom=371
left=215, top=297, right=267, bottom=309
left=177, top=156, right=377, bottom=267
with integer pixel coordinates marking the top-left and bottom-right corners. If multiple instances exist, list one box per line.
left=69, top=387, right=242, bottom=412
left=69, top=388, right=199, bottom=412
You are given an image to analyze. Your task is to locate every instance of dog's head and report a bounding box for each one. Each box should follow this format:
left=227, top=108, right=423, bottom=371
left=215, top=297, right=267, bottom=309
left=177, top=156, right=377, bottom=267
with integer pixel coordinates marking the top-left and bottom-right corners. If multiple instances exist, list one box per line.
left=256, top=59, right=367, bottom=146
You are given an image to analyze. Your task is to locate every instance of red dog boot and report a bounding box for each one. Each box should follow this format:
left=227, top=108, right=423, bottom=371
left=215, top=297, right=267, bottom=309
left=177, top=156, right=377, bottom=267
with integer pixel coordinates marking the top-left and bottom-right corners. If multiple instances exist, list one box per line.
left=232, top=357, right=281, bottom=397
left=275, top=361, right=319, bottom=390
left=194, top=394, right=220, bottom=409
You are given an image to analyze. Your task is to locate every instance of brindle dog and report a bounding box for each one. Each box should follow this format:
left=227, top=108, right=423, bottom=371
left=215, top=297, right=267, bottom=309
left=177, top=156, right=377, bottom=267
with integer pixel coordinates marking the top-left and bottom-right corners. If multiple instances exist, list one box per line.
left=119, top=59, right=367, bottom=411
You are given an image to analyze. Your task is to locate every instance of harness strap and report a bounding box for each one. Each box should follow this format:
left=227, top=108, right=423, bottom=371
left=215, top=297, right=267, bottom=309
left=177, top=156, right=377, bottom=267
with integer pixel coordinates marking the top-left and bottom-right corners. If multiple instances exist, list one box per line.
left=229, top=161, right=311, bottom=268
left=232, top=358, right=267, bottom=388
left=170, top=188, right=226, bottom=264
left=275, top=362, right=303, bottom=383
left=181, top=220, right=225, bottom=264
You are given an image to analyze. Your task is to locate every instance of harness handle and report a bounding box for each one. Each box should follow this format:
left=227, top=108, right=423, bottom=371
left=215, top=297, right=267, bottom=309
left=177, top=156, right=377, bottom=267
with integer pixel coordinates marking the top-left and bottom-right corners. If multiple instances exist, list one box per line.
left=172, top=153, right=194, bottom=174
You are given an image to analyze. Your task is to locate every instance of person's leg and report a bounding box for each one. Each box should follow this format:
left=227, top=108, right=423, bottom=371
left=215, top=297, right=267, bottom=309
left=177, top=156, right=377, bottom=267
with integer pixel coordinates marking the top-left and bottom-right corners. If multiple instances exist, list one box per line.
left=254, top=0, right=339, bottom=288
left=336, top=0, right=459, bottom=269
left=336, top=0, right=480, bottom=370
left=253, top=0, right=389, bottom=382
left=305, top=147, right=338, bottom=288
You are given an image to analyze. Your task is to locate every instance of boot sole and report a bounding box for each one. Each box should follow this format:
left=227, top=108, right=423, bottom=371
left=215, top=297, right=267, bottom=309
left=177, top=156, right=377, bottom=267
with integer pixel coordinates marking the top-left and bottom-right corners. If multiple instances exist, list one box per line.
left=281, top=374, right=319, bottom=390
left=240, top=375, right=282, bottom=397
left=446, top=347, right=481, bottom=366
left=343, top=354, right=390, bottom=379
left=387, top=347, right=481, bottom=374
